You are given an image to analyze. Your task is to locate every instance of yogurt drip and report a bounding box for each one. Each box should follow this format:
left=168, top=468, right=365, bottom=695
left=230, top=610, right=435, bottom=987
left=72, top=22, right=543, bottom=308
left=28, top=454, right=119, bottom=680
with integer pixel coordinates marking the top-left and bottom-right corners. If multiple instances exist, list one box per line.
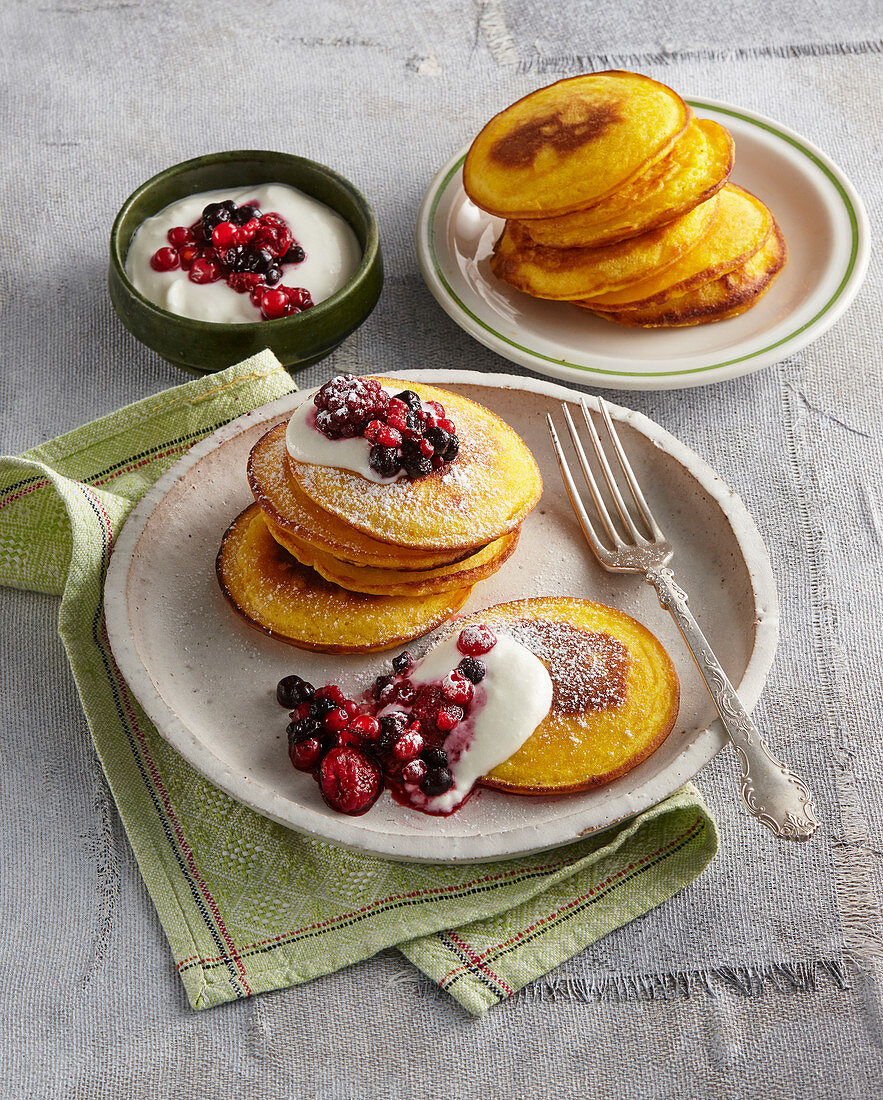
left=382, top=631, right=553, bottom=814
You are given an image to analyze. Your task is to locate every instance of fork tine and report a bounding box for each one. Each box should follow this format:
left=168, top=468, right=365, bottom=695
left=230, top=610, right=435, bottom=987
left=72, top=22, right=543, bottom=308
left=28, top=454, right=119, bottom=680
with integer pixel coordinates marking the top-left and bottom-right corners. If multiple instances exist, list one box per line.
left=578, top=399, right=644, bottom=544
left=598, top=398, right=665, bottom=540
left=561, top=404, right=622, bottom=547
left=546, top=414, right=610, bottom=554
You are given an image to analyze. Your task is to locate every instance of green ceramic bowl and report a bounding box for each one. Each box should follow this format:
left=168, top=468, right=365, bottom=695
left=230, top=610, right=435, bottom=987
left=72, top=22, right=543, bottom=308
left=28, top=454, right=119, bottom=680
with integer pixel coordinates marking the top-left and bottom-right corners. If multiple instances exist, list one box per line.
left=109, top=151, right=383, bottom=374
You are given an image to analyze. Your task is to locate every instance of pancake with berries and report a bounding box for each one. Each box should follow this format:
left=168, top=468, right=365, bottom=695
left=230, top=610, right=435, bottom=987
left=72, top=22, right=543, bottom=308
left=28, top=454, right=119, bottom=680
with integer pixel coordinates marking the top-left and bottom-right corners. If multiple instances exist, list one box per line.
left=251, top=376, right=543, bottom=553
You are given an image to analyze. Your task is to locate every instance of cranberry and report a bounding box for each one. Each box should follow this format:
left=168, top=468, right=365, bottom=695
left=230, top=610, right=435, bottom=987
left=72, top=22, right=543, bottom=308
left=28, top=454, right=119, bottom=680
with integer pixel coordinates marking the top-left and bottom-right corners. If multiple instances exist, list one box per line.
left=420, top=766, right=454, bottom=797
left=276, top=674, right=315, bottom=708
left=457, top=656, right=486, bottom=684
left=457, top=625, right=497, bottom=656
left=150, top=247, right=180, bottom=272
left=323, top=707, right=350, bottom=733
left=211, top=221, right=239, bottom=249
left=441, top=671, right=473, bottom=706
left=401, top=758, right=427, bottom=785
left=393, top=727, right=424, bottom=761
left=350, top=714, right=380, bottom=740
left=167, top=226, right=194, bottom=247
left=188, top=258, right=222, bottom=284
left=290, top=737, right=324, bottom=771
left=314, top=684, right=346, bottom=706
left=260, top=288, right=291, bottom=320
left=318, top=747, right=383, bottom=815
left=436, top=705, right=463, bottom=732
left=177, top=244, right=201, bottom=270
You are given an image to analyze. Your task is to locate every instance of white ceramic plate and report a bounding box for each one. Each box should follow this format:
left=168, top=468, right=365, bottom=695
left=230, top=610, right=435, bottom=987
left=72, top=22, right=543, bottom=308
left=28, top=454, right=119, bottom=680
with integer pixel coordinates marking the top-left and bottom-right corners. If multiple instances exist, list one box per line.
left=416, top=99, right=869, bottom=390
left=104, top=371, right=778, bottom=862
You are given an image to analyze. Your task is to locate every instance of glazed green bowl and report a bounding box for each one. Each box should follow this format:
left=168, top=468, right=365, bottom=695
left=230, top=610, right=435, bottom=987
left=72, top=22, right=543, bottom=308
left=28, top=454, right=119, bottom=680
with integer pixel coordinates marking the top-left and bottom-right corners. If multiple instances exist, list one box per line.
left=109, top=151, right=383, bottom=374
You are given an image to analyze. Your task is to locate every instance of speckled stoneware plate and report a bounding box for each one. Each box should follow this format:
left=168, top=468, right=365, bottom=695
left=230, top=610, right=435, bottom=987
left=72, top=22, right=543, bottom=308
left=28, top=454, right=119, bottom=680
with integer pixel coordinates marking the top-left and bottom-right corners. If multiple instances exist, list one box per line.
left=103, top=371, right=778, bottom=862
left=416, top=99, right=869, bottom=390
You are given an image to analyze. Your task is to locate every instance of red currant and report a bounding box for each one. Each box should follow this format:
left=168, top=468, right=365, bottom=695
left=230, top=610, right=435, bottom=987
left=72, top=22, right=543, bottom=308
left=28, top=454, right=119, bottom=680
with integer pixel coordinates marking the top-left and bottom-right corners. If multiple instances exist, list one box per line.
left=150, top=247, right=180, bottom=272
left=260, top=288, right=291, bottom=320
left=167, top=226, right=194, bottom=247
left=212, top=221, right=239, bottom=249
left=457, top=625, right=497, bottom=656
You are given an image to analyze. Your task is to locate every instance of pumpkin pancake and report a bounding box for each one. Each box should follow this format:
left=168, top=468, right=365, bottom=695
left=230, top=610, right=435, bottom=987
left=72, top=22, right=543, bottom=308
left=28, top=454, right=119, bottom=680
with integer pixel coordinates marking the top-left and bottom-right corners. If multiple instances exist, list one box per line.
left=217, top=504, right=473, bottom=653
left=286, top=379, right=543, bottom=552
left=491, top=194, right=719, bottom=301
left=576, top=185, right=771, bottom=311
left=594, top=218, right=787, bottom=327
left=464, top=71, right=690, bottom=219
left=447, top=597, right=680, bottom=793
left=267, top=517, right=519, bottom=597
left=249, top=423, right=471, bottom=570
left=516, top=119, right=734, bottom=249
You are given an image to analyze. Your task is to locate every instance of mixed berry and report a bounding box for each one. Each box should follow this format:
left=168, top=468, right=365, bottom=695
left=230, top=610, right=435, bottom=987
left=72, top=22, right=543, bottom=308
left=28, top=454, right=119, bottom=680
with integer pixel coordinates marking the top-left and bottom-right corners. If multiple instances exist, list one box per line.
left=312, top=375, right=460, bottom=480
left=149, top=199, right=314, bottom=321
left=276, top=626, right=497, bottom=815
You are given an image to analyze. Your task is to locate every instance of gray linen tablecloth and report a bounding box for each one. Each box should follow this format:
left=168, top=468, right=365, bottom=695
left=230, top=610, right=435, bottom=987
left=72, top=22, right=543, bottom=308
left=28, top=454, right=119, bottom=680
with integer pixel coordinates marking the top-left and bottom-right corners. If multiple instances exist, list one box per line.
left=1, top=1, right=882, bottom=1096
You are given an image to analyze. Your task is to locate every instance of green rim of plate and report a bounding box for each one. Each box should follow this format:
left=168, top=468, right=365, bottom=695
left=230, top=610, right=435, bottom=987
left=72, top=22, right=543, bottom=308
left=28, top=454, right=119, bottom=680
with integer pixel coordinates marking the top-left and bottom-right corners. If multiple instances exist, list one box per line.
left=427, top=101, right=863, bottom=379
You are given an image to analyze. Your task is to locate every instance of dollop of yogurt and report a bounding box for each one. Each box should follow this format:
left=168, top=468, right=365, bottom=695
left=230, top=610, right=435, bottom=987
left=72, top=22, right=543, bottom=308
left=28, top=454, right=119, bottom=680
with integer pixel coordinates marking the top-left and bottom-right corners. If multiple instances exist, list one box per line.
left=384, top=631, right=553, bottom=814
left=125, top=183, right=361, bottom=323
left=285, top=385, right=410, bottom=484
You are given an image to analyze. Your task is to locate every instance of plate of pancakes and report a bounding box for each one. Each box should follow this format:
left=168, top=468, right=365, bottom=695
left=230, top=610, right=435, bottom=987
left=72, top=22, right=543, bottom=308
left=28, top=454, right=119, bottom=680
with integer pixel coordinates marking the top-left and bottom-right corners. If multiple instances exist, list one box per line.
left=104, top=370, right=779, bottom=862
left=417, top=71, right=869, bottom=390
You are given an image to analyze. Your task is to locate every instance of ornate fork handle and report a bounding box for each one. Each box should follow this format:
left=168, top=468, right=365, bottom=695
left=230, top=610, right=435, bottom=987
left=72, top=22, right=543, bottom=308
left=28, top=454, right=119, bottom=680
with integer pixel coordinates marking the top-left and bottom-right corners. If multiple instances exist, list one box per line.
left=647, top=566, right=818, bottom=841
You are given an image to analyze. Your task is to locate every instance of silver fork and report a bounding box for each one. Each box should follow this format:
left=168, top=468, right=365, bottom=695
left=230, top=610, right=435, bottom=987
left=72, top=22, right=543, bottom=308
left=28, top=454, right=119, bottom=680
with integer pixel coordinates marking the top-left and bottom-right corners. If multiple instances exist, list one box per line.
left=548, top=398, right=818, bottom=841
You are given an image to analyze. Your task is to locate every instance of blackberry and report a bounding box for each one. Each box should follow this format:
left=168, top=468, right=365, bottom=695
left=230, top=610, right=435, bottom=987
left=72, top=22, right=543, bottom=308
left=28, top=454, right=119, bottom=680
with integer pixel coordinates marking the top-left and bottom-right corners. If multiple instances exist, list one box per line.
left=369, top=444, right=401, bottom=478
left=314, top=375, right=390, bottom=440
left=391, top=651, right=412, bottom=675
left=420, top=766, right=454, bottom=796
left=232, top=203, right=259, bottom=225
left=276, top=674, right=315, bottom=707
left=287, top=716, right=323, bottom=746
left=372, top=674, right=395, bottom=700
left=425, top=426, right=459, bottom=461
left=401, top=441, right=432, bottom=480
left=457, top=656, right=486, bottom=684
left=394, top=390, right=423, bottom=412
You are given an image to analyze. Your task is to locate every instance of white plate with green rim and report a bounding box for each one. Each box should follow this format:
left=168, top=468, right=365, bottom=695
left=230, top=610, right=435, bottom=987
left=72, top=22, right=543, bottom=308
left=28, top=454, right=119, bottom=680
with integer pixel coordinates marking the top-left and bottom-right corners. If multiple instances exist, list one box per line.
left=104, top=371, right=778, bottom=862
left=416, top=99, right=869, bottom=390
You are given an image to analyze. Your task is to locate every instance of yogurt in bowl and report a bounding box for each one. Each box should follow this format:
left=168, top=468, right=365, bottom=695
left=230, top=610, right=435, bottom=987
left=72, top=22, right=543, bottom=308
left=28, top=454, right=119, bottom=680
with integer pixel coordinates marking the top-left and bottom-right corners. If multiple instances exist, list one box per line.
left=125, top=183, right=362, bottom=324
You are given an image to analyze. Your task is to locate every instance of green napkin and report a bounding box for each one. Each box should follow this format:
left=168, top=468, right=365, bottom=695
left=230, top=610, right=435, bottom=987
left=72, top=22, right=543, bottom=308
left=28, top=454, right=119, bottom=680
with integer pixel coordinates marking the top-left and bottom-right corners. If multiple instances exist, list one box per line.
left=0, top=352, right=717, bottom=1015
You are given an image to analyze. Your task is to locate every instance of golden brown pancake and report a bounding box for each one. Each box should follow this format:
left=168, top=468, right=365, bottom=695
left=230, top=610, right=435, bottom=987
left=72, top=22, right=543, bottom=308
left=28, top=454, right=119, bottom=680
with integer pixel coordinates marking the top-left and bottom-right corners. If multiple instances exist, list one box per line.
left=216, top=504, right=474, bottom=653
left=441, top=597, right=680, bottom=793
left=490, top=194, right=719, bottom=301
left=576, top=185, right=771, bottom=311
left=266, top=517, right=519, bottom=597
left=592, top=218, right=787, bottom=327
left=464, top=71, right=690, bottom=218
left=515, top=119, right=734, bottom=249
left=284, top=379, right=543, bottom=552
left=248, top=423, right=471, bottom=570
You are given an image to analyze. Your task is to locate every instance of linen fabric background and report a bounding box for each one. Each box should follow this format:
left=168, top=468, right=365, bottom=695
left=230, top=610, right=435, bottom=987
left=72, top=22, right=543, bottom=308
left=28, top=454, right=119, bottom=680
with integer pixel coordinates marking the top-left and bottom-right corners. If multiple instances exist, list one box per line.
left=1, top=0, right=881, bottom=1096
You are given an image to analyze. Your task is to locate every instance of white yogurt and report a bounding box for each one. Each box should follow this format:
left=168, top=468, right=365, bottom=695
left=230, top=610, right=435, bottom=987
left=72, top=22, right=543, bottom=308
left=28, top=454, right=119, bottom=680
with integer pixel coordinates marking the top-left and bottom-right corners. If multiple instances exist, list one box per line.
left=383, top=632, right=553, bottom=814
left=125, top=183, right=362, bottom=323
left=285, top=385, right=424, bottom=484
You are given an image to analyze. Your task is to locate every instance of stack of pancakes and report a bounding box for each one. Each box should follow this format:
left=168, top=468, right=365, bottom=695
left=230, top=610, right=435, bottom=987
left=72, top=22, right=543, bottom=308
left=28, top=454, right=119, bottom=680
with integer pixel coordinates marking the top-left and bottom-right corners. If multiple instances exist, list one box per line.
left=216, top=379, right=543, bottom=653
left=464, top=70, right=786, bottom=326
